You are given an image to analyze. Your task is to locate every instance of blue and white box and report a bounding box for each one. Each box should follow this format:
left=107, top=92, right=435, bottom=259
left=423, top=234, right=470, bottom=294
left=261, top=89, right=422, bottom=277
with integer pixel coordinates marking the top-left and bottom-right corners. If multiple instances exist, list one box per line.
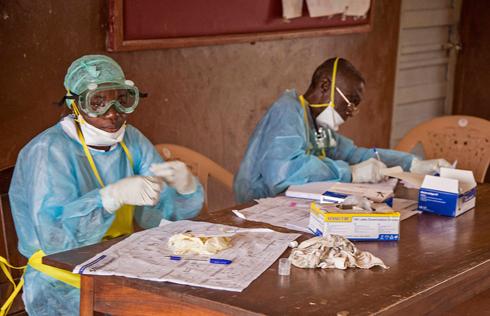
left=418, top=168, right=477, bottom=217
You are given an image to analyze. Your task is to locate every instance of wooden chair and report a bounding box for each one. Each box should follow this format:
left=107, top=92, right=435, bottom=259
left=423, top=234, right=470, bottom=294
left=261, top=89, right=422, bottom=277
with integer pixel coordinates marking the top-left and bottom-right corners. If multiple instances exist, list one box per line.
left=154, top=144, right=234, bottom=215
left=394, top=115, right=490, bottom=183
left=0, top=166, right=27, bottom=315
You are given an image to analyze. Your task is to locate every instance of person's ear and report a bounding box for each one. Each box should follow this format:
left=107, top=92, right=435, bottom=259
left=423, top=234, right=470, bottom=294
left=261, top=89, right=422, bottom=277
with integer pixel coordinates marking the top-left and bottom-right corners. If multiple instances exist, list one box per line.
left=319, top=78, right=331, bottom=93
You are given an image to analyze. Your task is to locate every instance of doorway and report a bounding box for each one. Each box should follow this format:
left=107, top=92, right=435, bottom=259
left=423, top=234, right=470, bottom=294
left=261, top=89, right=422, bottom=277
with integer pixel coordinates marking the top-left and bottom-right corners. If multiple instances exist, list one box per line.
left=390, top=0, right=463, bottom=157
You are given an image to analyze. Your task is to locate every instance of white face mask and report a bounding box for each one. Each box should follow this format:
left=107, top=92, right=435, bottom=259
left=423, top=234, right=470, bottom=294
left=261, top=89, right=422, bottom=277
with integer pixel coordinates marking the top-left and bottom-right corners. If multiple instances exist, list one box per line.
left=79, top=118, right=125, bottom=146
left=315, top=105, right=345, bottom=131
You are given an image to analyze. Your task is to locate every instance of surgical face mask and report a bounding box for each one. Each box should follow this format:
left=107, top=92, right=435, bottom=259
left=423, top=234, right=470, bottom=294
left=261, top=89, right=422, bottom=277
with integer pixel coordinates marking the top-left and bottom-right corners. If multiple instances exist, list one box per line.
left=79, top=118, right=125, bottom=146
left=315, top=106, right=345, bottom=131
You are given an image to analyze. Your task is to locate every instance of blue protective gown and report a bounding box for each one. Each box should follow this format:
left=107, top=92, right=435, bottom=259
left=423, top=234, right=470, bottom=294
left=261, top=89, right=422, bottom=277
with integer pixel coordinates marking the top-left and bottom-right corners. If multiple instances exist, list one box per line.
left=233, top=90, right=419, bottom=204
left=9, top=116, right=204, bottom=315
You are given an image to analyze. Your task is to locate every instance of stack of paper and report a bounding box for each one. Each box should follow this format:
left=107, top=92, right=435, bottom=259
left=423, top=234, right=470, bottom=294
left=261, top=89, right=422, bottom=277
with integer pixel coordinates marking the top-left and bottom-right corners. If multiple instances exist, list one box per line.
left=73, top=220, right=300, bottom=292
left=285, top=179, right=398, bottom=201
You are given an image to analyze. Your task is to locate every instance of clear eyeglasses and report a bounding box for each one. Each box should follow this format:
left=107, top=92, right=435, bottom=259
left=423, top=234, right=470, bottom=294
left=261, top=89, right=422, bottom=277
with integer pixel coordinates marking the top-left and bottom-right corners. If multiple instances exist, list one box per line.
left=336, top=86, right=359, bottom=115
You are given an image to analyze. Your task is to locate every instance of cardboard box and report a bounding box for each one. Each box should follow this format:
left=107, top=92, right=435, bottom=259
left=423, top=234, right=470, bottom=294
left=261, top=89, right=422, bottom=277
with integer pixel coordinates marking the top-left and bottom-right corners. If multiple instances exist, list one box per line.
left=309, top=203, right=400, bottom=241
left=418, top=168, right=477, bottom=217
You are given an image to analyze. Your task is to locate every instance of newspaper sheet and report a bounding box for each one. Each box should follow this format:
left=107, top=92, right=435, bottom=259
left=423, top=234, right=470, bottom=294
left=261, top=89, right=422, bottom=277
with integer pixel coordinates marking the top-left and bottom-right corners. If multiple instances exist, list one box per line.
left=73, top=220, right=301, bottom=292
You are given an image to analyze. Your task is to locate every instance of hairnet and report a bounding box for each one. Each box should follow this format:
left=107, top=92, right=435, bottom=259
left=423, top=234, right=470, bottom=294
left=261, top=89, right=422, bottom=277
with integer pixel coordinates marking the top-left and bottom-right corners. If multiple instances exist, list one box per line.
left=64, top=55, right=126, bottom=94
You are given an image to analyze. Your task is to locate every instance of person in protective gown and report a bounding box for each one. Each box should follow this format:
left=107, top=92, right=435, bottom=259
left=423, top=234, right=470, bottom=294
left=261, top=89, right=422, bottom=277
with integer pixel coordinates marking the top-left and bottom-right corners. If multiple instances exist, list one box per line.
left=234, top=57, right=451, bottom=204
left=9, top=55, right=205, bottom=315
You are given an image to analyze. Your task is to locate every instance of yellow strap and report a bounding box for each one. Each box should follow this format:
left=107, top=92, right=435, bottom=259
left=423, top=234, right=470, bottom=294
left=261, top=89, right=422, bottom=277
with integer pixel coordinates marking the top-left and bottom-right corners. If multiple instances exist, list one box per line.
left=0, top=257, right=26, bottom=316
left=119, top=139, right=134, bottom=169
left=330, top=57, right=340, bottom=108
left=67, top=89, right=81, bottom=118
left=300, top=95, right=330, bottom=108
left=0, top=278, right=23, bottom=316
left=299, top=95, right=327, bottom=160
left=298, top=59, right=339, bottom=158
left=75, top=120, right=134, bottom=188
left=0, top=250, right=81, bottom=316
left=29, top=251, right=80, bottom=289
left=318, top=148, right=326, bottom=160
left=76, top=126, right=105, bottom=188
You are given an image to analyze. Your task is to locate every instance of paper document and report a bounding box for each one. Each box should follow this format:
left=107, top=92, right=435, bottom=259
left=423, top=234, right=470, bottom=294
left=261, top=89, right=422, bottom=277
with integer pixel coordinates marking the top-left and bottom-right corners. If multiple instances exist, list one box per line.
left=383, top=166, right=403, bottom=175
left=233, top=196, right=314, bottom=233
left=73, top=220, right=300, bottom=292
left=306, top=0, right=370, bottom=18
left=285, top=216, right=311, bottom=233
left=386, top=172, right=426, bottom=189
left=306, top=0, right=345, bottom=18
left=393, top=198, right=421, bottom=221
left=282, top=0, right=303, bottom=19
left=386, top=161, right=459, bottom=189
left=325, top=183, right=393, bottom=203
left=285, top=179, right=398, bottom=200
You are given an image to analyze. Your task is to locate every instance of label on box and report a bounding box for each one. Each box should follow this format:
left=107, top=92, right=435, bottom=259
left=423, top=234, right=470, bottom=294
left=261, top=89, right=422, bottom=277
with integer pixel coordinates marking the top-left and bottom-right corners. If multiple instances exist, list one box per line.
left=418, top=188, right=459, bottom=217
left=309, top=204, right=400, bottom=241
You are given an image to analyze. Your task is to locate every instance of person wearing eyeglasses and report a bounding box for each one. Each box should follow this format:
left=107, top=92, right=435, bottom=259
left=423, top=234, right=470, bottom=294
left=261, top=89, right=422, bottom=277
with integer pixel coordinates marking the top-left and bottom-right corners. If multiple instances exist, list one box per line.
left=233, top=57, right=451, bottom=204
left=8, top=55, right=204, bottom=315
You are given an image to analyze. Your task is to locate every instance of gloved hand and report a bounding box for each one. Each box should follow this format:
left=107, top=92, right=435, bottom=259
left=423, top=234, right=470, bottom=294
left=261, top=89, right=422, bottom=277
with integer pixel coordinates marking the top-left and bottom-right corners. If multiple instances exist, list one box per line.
left=100, top=175, right=164, bottom=213
left=150, top=161, right=197, bottom=195
left=410, top=158, right=452, bottom=175
left=350, top=158, right=387, bottom=183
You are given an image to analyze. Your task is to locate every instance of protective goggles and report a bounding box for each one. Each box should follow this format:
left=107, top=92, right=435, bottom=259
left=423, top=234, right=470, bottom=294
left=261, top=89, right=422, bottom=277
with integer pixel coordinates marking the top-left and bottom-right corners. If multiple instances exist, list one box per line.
left=53, top=84, right=148, bottom=117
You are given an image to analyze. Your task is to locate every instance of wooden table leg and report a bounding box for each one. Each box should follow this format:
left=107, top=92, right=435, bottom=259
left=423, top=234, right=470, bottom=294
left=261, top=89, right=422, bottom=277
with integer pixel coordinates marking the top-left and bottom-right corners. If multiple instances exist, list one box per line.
left=80, top=275, right=95, bottom=316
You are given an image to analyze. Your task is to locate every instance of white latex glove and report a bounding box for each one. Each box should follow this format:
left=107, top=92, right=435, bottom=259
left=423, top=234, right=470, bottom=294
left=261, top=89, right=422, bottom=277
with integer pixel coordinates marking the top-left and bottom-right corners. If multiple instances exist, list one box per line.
left=99, top=175, right=163, bottom=213
left=150, top=161, right=197, bottom=195
left=410, top=158, right=452, bottom=175
left=350, top=158, right=387, bottom=183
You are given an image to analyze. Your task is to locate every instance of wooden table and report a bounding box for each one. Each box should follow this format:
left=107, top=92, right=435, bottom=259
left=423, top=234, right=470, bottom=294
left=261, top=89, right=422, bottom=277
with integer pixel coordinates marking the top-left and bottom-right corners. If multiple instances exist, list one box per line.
left=44, top=184, right=490, bottom=316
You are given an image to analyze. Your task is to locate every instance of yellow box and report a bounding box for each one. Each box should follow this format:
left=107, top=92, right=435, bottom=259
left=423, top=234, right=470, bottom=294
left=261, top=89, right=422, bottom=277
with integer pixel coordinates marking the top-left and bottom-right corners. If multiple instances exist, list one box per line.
left=309, top=203, right=400, bottom=241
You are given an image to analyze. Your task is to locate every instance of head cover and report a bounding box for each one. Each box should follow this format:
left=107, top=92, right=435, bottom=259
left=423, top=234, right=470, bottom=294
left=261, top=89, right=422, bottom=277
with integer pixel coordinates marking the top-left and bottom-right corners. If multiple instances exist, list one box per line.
left=64, top=55, right=126, bottom=95
left=53, top=55, right=147, bottom=116
left=306, top=58, right=345, bottom=131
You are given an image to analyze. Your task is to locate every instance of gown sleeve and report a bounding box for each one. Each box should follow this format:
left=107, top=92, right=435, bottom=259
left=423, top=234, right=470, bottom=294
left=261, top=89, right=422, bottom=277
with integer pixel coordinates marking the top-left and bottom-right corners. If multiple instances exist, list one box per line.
left=326, top=130, right=420, bottom=171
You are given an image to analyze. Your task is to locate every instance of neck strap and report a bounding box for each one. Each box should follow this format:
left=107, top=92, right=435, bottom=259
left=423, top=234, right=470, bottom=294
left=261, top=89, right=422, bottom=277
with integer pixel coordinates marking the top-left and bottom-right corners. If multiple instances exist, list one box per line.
left=330, top=57, right=340, bottom=108
left=299, top=95, right=326, bottom=159
left=75, top=123, right=133, bottom=188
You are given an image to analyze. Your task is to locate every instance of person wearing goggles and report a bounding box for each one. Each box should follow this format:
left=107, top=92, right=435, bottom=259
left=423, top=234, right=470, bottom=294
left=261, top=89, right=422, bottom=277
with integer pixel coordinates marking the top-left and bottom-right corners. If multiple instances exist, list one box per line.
left=234, top=57, right=451, bottom=204
left=9, top=55, right=204, bottom=315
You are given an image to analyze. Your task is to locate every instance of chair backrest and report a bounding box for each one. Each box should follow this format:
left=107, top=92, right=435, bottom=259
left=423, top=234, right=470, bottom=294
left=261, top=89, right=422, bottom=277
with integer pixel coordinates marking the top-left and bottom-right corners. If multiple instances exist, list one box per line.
left=394, top=115, right=490, bottom=183
left=153, top=144, right=234, bottom=215
left=0, top=166, right=26, bottom=314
